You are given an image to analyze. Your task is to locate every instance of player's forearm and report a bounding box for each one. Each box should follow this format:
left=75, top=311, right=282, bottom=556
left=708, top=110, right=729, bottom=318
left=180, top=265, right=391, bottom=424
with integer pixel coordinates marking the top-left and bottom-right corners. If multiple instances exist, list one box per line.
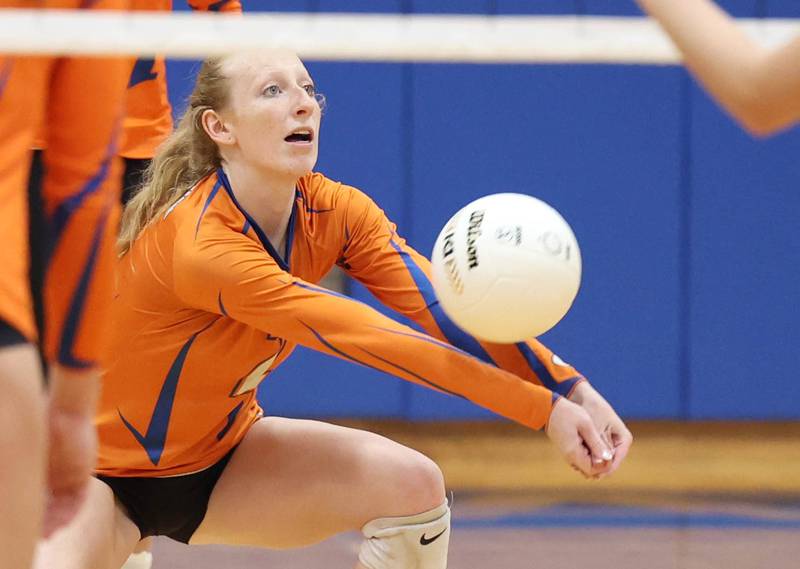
left=319, top=320, right=558, bottom=430
left=47, top=365, right=100, bottom=417
left=637, top=0, right=779, bottom=134
left=254, top=286, right=557, bottom=429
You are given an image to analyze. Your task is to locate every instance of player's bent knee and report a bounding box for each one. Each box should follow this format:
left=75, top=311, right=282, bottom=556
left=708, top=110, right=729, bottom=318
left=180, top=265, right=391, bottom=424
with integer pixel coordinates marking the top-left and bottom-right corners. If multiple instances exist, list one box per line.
left=383, top=449, right=445, bottom=513
left=359, top=501, right=450, bottom=569
left=408, top=455, right=446, bottom=508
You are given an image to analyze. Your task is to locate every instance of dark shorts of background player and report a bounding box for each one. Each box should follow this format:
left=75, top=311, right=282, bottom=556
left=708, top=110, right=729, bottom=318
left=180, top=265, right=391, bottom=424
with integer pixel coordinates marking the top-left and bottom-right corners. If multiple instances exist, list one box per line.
left=96, top=446, right=237, bottom=543
left=0, top=318, right=27, bottom=348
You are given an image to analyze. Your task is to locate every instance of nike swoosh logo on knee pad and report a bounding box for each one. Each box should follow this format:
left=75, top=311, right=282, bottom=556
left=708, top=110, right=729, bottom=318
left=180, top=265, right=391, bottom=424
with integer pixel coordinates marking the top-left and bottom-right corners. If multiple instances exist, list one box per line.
left=420, top=529, right=446, bottom=546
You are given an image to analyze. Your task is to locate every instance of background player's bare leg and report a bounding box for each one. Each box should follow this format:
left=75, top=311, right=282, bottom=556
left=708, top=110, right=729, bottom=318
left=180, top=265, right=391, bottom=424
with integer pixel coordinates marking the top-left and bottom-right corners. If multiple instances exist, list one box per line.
left=0, top=344, right=45, bottom=569
left=34, top=477, right=141, bottom=569
left=192, top=417, right=446, bottom=555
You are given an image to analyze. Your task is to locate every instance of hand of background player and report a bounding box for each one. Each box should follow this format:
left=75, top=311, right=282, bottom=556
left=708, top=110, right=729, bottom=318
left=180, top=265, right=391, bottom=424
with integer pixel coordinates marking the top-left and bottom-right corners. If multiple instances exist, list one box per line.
left=43, top=407, right=97, bottom=537
left=569, top=381, right=633, bottom=478
left=545, top=397, right=615, bottom=478
left=42, top=366, right=100, bottom=538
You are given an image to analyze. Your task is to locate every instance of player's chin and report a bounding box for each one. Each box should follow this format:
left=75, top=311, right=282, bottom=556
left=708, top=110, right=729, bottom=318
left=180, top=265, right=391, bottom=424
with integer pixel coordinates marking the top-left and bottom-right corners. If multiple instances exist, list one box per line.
left=284, top=149, right=318, bottom=175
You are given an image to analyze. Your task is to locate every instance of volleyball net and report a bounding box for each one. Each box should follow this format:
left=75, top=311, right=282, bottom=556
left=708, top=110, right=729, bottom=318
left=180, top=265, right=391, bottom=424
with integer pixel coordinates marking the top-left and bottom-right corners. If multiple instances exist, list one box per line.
left=1, top=10, right=798, bottom=63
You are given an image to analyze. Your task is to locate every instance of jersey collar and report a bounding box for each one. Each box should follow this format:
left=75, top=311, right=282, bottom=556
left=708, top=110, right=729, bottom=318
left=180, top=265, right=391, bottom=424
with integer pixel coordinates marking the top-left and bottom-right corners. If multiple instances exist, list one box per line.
left=216, top=167, right=296, bottom=272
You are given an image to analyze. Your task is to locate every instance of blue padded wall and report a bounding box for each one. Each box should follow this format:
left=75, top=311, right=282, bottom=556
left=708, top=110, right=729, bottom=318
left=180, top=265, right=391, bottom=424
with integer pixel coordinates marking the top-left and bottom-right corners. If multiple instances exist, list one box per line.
left=688, top=83, right=800, bottom=419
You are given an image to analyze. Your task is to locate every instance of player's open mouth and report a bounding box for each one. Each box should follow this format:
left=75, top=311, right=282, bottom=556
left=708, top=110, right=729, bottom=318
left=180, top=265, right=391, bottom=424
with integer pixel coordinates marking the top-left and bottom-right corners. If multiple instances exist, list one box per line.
left=284, top=128, right=314, bottom=143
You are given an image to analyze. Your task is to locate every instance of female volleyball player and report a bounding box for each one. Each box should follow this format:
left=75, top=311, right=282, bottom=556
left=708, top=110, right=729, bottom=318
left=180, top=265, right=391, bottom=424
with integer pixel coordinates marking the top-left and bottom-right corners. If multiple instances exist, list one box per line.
left=35, top=50, right=631, bottom=569
left=636, top=0, right=800, bottom=136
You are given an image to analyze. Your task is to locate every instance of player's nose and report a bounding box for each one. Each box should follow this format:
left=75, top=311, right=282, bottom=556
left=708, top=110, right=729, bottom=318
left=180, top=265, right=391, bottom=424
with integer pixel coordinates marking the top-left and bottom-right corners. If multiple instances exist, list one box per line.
left=293, top=90, right=316, bottom=116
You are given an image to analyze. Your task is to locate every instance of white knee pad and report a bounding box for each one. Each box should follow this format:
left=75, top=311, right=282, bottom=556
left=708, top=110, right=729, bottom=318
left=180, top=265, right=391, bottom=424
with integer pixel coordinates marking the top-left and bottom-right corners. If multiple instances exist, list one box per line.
left=359, top=501, right=450, bottom=569
left=120, top=551, right=153, bottom=569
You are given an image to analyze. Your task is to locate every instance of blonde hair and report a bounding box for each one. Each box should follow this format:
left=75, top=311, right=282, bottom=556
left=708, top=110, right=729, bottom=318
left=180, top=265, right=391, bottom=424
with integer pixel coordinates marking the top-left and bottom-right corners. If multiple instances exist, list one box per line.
left=118, top=57, right=230, bottom=255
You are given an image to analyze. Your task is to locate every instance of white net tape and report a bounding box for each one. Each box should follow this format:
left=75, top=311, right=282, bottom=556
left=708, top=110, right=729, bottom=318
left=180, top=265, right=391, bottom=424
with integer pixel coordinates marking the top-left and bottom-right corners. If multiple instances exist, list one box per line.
left=1, top=10, right=798, bottom=64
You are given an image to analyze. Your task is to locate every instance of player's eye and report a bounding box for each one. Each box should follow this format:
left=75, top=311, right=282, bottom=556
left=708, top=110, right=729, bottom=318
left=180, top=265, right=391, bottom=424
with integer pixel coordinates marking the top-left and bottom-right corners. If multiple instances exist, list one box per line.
left=303, top=84, right=316, bottom=97
left=263, top=84, right=281, bottom=97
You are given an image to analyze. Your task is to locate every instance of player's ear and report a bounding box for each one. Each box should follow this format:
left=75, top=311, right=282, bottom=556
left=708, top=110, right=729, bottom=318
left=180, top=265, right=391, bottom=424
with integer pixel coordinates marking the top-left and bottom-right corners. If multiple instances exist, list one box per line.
left=201, top=108, right=235, bottom=146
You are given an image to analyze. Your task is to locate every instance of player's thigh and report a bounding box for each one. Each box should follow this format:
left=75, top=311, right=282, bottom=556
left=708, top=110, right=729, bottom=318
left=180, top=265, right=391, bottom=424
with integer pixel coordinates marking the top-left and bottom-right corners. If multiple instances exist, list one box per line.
left=34, top=477, right=141, bottom=569
left=192, top=417, right=446, bottom=549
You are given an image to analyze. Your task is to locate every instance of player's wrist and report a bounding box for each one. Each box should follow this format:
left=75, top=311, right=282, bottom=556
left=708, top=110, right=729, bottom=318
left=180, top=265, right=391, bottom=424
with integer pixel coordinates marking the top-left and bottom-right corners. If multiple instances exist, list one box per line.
left=566, top=379, right=595, bottom=405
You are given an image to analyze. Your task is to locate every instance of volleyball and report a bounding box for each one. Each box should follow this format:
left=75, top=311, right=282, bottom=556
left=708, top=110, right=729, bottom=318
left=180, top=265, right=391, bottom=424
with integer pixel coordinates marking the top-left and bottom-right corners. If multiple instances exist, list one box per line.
left=430, top=193, right=582, bottom=343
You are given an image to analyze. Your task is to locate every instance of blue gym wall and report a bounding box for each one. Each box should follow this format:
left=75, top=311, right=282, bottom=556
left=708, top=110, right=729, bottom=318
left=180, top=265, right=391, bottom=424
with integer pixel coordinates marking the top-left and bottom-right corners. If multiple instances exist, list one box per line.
left=167, top=1, right=800, bottom=420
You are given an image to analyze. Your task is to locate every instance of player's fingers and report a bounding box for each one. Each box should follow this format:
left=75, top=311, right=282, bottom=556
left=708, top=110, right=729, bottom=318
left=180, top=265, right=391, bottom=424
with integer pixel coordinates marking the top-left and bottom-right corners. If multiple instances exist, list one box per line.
left=571, top=450, right=594, bottom=477
left=580, top=440, right=613, bottom=478
left=578, top=418, right=613, bottom=466
left=607, top=429, right=633, bottom=475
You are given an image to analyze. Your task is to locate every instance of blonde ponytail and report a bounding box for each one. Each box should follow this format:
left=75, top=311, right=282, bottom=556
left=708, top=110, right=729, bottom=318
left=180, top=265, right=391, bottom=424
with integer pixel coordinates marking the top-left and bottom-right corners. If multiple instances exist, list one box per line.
left=118, top=57, right=230, bottom=254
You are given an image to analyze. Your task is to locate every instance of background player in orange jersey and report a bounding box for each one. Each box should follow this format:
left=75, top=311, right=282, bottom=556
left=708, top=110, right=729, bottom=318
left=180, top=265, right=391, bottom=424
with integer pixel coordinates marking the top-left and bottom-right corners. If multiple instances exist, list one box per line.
left=635, top=0, right=800, bottom=136
left=35, top=50, right=632, bottom=569
left=121, top=0, right=241, bottom=202
left=0, top=1, right=131, bottom=567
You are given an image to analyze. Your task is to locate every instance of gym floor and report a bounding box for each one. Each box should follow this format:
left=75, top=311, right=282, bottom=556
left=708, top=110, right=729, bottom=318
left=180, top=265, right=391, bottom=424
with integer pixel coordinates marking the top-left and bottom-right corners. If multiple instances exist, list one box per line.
left=149, top=421, right=800, bottom=568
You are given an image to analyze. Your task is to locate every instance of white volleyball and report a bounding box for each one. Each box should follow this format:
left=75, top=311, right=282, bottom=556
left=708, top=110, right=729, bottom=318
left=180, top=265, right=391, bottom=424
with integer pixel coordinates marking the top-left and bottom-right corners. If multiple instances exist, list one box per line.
left=430, top=193, right=581, bottom=343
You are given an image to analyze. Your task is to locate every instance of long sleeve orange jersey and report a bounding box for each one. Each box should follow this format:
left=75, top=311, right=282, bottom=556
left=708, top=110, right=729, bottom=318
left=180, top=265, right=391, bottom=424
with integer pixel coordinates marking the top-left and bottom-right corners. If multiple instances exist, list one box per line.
left=121, top=0, right=241, bottom=159
left=0, top=0, right=130, bottom=367
left=97, top=170, right=584, bottom=477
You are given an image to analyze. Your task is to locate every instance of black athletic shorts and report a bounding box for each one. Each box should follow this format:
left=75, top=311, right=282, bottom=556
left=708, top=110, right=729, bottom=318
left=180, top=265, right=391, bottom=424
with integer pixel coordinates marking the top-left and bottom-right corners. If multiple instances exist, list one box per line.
left=96, top=447, right=236, bottom=543
left=0, top=318, right=27, bottom=348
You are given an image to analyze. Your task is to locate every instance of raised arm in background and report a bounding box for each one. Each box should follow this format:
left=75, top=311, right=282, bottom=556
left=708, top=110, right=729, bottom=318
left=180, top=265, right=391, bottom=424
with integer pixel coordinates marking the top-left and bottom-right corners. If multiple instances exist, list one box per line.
left=637, top=0, right=800, bottom=136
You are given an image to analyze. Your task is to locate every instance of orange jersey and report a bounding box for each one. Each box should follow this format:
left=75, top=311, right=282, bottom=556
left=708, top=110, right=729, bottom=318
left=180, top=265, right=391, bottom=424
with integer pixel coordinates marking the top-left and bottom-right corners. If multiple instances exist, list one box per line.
left=97, top=170, right=584, bottom=477
left=120, top=0, right=241, bottom=158
left=0, top=0, right=130, bottom=367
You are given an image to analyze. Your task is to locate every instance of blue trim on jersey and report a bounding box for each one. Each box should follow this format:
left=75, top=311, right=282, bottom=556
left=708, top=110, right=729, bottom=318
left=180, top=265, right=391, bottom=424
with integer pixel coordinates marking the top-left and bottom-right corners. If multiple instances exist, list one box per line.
left=241, top=219, right=251, bottom=235
left=128, top=58, right=158, bottom=88
left=56, top=204, right=111, bottom=368
left=0, top=59, right=13, bottom=98
left=51, top=143, right=115, bottom=242
left=119, top=330, right=204, bottom=466
left=284, top=196, right=297, bottom=264
left=300, top=321, right=382, bottom=370
left=387, top=238, right=496, bottom=365
left=292, top=280, right=357, bottom=302
left=217, top=292, right=228, bottom=317
left=295, top=188, right=335, bottom=214
left=216, top=401, right=244, bottom=440
left=368, top=325, right=477, bottom=360
left=217, top=168, right=292, bottom=271
left=359, top=347, right=465, bottom=399
left=299, top=321, right=461, bottom=398
left=516, top=342, right=581, bottom=396
left=195, top=180, right=222, bottom=239
left=49, top=130, right=118, bottom=366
